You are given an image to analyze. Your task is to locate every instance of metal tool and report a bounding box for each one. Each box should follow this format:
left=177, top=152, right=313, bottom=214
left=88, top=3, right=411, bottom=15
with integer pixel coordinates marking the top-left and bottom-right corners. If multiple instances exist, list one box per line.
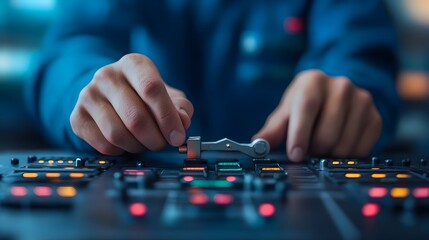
left=179, top=136, right=270, bottom=159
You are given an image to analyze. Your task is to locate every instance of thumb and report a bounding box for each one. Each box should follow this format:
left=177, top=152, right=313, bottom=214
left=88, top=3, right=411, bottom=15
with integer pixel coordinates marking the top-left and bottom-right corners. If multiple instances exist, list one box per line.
left=252, top=109, right=288, bottom=149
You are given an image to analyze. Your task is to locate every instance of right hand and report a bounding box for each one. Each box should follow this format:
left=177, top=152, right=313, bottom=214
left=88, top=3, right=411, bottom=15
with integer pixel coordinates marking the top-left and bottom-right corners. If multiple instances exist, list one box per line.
left=70, top=53, right=193, bottom=155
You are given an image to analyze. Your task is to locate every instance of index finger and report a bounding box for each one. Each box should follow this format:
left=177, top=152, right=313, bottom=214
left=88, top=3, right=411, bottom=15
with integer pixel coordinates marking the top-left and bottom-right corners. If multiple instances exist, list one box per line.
left=119, top=54, right=186, bottom=147
left=287, top=74, right=326, bottom=162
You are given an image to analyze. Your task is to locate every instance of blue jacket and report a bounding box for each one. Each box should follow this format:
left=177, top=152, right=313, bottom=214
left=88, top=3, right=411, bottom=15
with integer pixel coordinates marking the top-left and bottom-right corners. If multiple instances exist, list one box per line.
left=27, top=0, right=400, bottom=153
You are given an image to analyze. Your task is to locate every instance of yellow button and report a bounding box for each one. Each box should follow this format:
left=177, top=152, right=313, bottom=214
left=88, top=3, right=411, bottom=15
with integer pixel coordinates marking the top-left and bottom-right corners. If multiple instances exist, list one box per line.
left=23, top=172, right=38, bottom=178
left=391, top=187, right=409, bottom=198
left=46, top=173, right=61, bottom=178
left=57, top=160, right=64, bottom=164
left=396, top=173, right=410, bottom=179
left=38, top=160, right=44, bottom=164
left=371, top=167, right=380, bottom=170
left=57, top=186, right=77, bottom=198
left=47, top=160, right=54, bottom=164
left=183, top=167, right=205, bottom=171
left=347, top=161, right=355, bottom=165
left=70, top=173, right=84, bottom=178
left=332, top=161, right=340, bottom=165
left=98, top=160, right=106, bottom=165
left=371, top=173, right=386, bottom=179
left=67, top=160, right=74, bottom=164
left=261, top=167, right=281, bottom=171
left=345, top=173, right=361, bottom=178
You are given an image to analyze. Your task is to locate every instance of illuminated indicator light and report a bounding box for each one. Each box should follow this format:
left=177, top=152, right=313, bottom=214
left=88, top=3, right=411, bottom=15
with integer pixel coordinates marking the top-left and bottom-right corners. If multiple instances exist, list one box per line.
left=98, top=160, right=106, bottom=165
left=46, top=172, right=61, bottom=178
left=183, top=176, right=194, bottom=182
left=284, top=17, right=303, bottom=34
left=218, top=168, right=242, bottom=172
left=261, top=167, right=281, bottom=171
left=332, top=161, right=340, bottom=165
left=259, top=203, right=276, bottom=217
left=413, top=187, right=429, bottom=198
left=23, top=172, right=38, bottom=178
left=129, top=202, right=147, bottom=217
left=347, top=161, right=355, bottom=165
left=371, top=168, right=380, bottom=170
left=183, top=167, right=205, bottom=171
left=214, top=194, right=234, bottom=205
left=371, top=173, right=387, bottom=179
left=67, top=160, right=74, bottom=164
left=47, top=160, right=54, bottom=164
left=368, top=187, right=388, bottom=198
left=57, top=186, right=77, bottom=198
left=396, top=173, right=410, bottom=179
left=362, top=203, right=380, bottom=217
left=189, top=193, right=209, bottom=205
left=64, top=167, right=75, bottom=170
left=190, top=180, right=233, bottom=188
left=218, top=162, right=239, bottom=166
left=124, top=170, right=145, bottom=176
left=70, top=173, right=84, bottom=178
left=10, top=186, right=27, bottom=197
left=34, top=186, right=52, bottom=197
left=38, top=160, right=44, bottom=164
left=391, top=187, right=410, bottom=198
left=226, top=176, right=237, bottom=182
left=345, top=173, right=361, bottom=179
left=57, top=160, right=64, bottom=164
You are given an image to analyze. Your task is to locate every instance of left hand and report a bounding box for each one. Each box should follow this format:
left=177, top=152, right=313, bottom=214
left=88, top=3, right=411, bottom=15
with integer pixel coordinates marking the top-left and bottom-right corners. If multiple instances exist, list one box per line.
left=253, top=69, right=382, bottom=162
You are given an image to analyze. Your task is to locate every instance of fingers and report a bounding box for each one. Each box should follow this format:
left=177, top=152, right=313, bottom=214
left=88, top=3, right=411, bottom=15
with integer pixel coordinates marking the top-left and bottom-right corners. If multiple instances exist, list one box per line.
left=119, top=54, right=186, bottom=146
left=171, top=96, right=194, bottom=129
left=78, top=85, right=146, bottom=153
left=252, top=106, right=289, bottom=149
left=96, top=75, right=167, bottom=151
left=354, top=102, right=382, bottom=157
left=286, top=72, right=325, bottom=162
left=310, top=77, right=352, bottom=156
left=70, top=107, right=124, bottom=155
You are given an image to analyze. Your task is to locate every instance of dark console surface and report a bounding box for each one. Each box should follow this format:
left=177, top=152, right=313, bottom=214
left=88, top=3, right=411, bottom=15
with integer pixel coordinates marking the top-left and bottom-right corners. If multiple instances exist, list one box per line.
left=0, top=151, right=428, bottom=240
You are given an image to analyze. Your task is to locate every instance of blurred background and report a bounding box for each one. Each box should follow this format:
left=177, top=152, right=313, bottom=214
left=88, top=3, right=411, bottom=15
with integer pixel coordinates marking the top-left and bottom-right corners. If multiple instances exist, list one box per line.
left=0, top=0, right=429, bottom=153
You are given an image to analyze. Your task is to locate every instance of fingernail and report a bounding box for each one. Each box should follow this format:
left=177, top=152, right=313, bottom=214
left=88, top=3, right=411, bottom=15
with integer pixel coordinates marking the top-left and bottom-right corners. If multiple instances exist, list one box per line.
left=169, top=130, right=185, bottom=146
left=290, top=147, right=304, bottom=161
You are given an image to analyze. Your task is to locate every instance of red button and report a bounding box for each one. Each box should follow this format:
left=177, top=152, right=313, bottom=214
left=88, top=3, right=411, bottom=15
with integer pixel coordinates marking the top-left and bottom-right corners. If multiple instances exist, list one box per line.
left=284, top=17, right=303, bottom=34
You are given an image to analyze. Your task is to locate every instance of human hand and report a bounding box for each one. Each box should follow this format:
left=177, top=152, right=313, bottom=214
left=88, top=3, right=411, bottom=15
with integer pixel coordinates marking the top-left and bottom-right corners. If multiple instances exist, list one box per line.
left=70, top=53, right=193, bottom=155
left=253, top=70, right=382, bottom=162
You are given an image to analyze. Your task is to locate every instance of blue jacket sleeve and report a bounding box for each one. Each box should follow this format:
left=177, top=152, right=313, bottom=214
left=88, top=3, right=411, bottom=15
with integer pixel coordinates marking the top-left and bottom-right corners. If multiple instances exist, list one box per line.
left=296, top=0, right=401, bottom=152
left=27, top=0, right=138, bottom=151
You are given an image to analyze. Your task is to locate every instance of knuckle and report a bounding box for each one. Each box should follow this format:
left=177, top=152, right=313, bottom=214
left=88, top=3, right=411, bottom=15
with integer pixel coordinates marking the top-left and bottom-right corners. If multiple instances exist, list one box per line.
left=336, top=77, right=353, bottom=94
left=357, top=89, right=373, bottom=106
left=120, top=53, right=153, bottom=66
left=104, top=127, right=124, bottom=146
left=305, top=69, right=327, bottom=80
left=126, top=110, right=146, bottom=132
left=93, top=66, right=116, bottom=82
left=300, top=97, right=319, bottom=113
left=79, top=85, right=98, bottom=104
left=140, top=77, right=164, bottom=98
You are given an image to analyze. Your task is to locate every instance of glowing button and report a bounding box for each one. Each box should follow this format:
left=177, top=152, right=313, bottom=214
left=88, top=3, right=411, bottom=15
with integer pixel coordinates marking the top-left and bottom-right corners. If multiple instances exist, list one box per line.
left=214, top=194, right=234, bottom=205
left=396, top=173, right=410, bottom=179
left=332, top=161, right=340, bottom=165
left=46, top=172, right=61, bottom=178
left=47, top=160, right=54, bottom=164
left=70, top=173, right=84, bottom=178
left=183, top=176, right=194, bottom=182
left=67, top=160, right=74, bottom=164
left=347, top=161, right=355, bottom=165
left=391, top=187, right=409, bottom=198
left=34, top=186, right=52, bottom=197
left=189, top=193, right=209, bottom=205
left=261, top=167, right=281, bottom=171
left=10, top=186, right=27, bottom=197
left=345, top=173, right=361, bottom=179
left=183, top=167, right=205, bottom=171
left=362, top=203, right=380, bottom=217
left=226, top=176, right=237, bottom=182
left=57, top=186, right=77, bottom=198
left=368, top=187, right=388, bottom=198
left=23, top=172, right=38, bottom=178
left=371, top=173, right=386, bottom=179
left=38, top=160, right=44, bottom=164
left=259, top=203, right=276, bottom=217
left=57, top=160, right=64, bottom=164
left=98, top=160, right=106, bottom=165
left=413, top=187, right=429, bottom=198
left=129, top=202, right=147, bottom=217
